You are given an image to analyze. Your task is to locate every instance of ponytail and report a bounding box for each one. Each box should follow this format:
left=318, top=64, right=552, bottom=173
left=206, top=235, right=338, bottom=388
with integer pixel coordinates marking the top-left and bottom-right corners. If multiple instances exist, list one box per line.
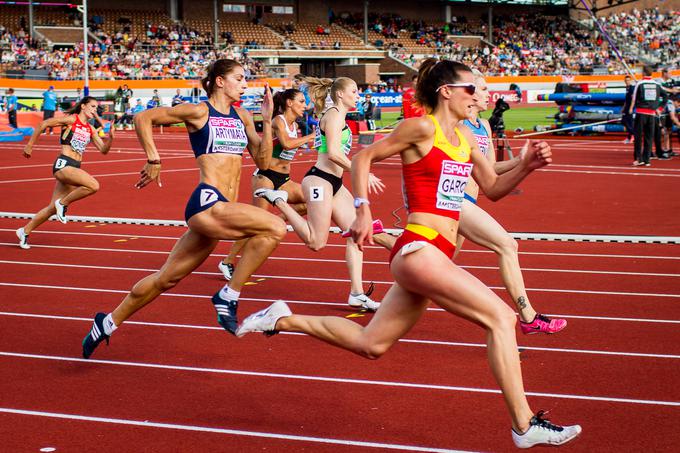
left=273, top=88, right=302, bottom=116
left=66, top=96, right=97, bottom=115
left=415, top=58, right=471, bottom=113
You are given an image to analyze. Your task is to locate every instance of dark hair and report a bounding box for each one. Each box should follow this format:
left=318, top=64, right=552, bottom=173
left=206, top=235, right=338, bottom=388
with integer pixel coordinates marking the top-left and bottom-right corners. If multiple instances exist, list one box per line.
left=67, top=96, right=97, bottom=115
left=415, top=59, right=471, bottom=113
left=643, top=65, right=654, bottom=77
left=201, top=59, right=243, bottom=96
left=273, top=88, right=302, bottom=116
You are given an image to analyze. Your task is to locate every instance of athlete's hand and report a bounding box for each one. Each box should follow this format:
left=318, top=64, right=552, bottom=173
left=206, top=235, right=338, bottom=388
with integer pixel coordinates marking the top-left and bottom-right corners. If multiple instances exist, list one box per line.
left=350, top=206, right=374, bottom=251
left=107, top=124, right=115, bottom=139
left=135, top=162, right=162, bottom=189
left=260, top=83, right=273, bottom=122
left=520, top=140, right=552, bottom=171
left=367, top=172, right=385, bottom=194
left=23, top=145, right=32, bottom=159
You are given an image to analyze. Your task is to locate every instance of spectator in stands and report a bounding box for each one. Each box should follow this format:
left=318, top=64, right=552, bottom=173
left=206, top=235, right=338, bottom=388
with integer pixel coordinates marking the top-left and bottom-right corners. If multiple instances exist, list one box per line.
left=5, top=88, right=18, bottom=128
left=42, top=86, right=58, bottom=135
left=171, top=89, right=185, bottom=107
left=316, top=25, right=325, bottom=35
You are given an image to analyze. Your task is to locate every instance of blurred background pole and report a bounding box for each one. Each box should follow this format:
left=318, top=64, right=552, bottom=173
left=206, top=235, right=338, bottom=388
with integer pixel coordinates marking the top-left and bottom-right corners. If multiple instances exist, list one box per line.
left=363, top=1, right=368, bottom=45
left=82, top=0, right=89, bottom=95
left=28, top=0, right=34, bottom=40
left=213, top=0, right=219, bottom=47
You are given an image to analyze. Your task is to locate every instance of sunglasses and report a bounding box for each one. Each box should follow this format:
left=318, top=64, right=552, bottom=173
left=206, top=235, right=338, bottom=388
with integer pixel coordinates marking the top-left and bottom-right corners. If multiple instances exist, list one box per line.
left=436, top=83, right=476, bottom=95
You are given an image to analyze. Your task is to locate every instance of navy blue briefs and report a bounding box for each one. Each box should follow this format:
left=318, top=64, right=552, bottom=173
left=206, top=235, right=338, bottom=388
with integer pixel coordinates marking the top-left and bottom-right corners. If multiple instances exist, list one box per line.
left=184, top=182, right=228, bottom=222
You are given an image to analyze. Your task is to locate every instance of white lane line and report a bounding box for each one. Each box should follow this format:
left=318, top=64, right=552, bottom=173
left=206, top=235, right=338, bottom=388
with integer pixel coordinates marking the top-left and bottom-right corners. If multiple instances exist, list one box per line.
left=0, top=262, right=678, bottom=298
left=2, top=311, right=679, bottom=357
left=0, top=159, right=316, bottom=184
left=537, top=168, right=680, bottom=177
left=2, top=227, right=678, bottom=259
left=2, top=256, right=677, bottom=279
left=2, top=351, right=679, bottom=407
left=0, top=407, right=467, bottom=453
left=1, top=283, right=680, bottom=326
left=0, top=155, right=191, bottom=171
left=547, top=164, right=680, bottom=173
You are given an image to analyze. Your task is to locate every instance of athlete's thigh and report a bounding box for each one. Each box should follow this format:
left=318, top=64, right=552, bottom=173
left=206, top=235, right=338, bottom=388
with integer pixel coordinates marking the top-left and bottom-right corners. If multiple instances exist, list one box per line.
left=458, top=201, right=509, bottom=250
left=330, top=185, right=356, bottom=231
left=193, top=201, right=285, bottom=240
left=302, top=175, right=334, bottom=237
left=158, top=229, right=219, bottom=280
left=50, top=179, right=75, bottom=202
left=55, top=167, right=96, bottom=188
left=361, top=282, right=430, bottom=346
left=280, top=179, right=305, bottom=205
left=392, top=246, right=509, bottom=327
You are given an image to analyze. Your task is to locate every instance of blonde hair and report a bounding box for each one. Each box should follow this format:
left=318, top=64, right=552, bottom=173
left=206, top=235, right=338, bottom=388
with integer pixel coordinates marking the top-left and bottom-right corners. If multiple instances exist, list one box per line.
left=303, top=76, right=355, bottom=114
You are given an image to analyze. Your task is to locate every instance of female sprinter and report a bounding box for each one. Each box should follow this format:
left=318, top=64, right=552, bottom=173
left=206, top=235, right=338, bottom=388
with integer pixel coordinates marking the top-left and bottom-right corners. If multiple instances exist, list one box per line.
left=255, top=77, right=390, bottom=311
left=457, top=69, right=567, bottom=335
left=81, top=59, right=287, bottom=358
left=237, top=60, right=581, bottom=448
left=17, top=97, right=114, bottom=249
left=217, top=88, right=315, bottom=280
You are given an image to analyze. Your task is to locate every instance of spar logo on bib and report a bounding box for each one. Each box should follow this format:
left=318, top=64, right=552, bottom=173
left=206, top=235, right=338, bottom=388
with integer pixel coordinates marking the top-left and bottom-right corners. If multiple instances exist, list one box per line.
left=437, top=160, right=473, bottom=211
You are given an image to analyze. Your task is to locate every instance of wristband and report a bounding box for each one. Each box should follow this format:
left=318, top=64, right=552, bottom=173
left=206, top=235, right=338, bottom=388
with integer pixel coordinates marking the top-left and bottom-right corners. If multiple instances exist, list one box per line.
left=353, top=197, right=370, bottom=208
left=147, top=159, right=161, bottom=165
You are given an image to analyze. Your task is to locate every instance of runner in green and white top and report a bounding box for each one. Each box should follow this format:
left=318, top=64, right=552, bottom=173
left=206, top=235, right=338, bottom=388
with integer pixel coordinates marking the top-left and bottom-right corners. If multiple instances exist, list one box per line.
left=218, top=88, right=315, bottom=280
left=254, top=76, right=393, bottom=311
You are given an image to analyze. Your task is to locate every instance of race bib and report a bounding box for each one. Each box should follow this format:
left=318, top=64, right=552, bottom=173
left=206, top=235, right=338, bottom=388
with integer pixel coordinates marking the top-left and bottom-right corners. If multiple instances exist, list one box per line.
left=436, top=160, right=473, bottom=211
left=341, top=134, right=352, bottom=155
left=70, top=127, right=91, bottom=154
left=208, top=117, right=248, bottom=154
left=475, top=134, right=490, bottom=156
left=54, top=158, right=67, bottom=170
left=278, top=148, right=296, bottom=161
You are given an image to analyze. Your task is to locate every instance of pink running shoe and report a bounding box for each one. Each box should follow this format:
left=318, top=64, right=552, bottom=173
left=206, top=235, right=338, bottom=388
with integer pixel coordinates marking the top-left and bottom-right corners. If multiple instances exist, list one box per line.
left=520, top=314, right=567, bottom=335
left=341, top=219, right=384, bottom=238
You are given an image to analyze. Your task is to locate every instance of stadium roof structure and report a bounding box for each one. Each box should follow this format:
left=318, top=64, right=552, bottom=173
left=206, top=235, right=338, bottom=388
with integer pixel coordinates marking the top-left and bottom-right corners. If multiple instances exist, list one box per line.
left=444, top=0, right=569, bottom=5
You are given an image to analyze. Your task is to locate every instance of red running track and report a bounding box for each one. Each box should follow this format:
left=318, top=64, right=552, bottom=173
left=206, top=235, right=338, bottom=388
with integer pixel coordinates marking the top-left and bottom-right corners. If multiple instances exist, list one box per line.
left=0, top=132, right=679, bottom=452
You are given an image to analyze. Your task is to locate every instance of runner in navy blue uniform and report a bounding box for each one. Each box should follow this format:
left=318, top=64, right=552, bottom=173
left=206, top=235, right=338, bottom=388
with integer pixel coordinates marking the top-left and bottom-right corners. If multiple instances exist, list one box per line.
left=81, top=59, right=286, bottom=358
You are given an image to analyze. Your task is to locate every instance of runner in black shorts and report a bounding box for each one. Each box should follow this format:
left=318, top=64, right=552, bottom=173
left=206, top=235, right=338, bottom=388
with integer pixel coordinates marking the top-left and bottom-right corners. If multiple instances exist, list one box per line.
left=17, top=97, right=115, bottom=249
left=218, top=88, right=315, bottom=280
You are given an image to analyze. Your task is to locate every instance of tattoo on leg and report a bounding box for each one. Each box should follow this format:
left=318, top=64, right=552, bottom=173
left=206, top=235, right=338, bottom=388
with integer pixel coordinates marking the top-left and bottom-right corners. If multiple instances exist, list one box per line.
left=517, top=296, right=527, bottom=310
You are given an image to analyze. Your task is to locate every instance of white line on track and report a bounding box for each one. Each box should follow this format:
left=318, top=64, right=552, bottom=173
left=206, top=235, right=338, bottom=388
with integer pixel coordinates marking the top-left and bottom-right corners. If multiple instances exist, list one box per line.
left=2, top=228, right=678, bottom=259
left=0, top=407, right=468, bottom=453
left=2, top=310, right=679, bottom=357
left=1, top=282, right=679, bottom=325
left=2, top=256, right=678, bottom=282
left=1, top=351, right=678, bottom=407
left=537, top=168, right=680, bottom=177
left=0, top=261, right=678, bottom=298
left=0, top=160, right=317, bottom=184
left=0, top=155, right=191, bottom=171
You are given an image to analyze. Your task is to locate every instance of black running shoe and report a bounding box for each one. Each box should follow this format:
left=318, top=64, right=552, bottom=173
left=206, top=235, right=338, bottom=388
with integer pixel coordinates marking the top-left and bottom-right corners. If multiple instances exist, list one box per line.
left=212, top=293, right=238, bottom=335
left=82, top=312, right=110, bottom=359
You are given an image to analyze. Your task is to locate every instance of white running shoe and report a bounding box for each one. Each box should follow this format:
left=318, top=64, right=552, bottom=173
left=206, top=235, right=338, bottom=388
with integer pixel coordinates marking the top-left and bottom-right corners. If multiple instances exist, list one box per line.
left=254, top=188, right=288, bottom=205
left=16, top=228, right=30, bottom=249
left=512, top=411, right=582, bottom=449
left=235, top=300, right=292, bottom=337
left=54, top=199, right=68, bottom=223
left=218, top=261, right=235, bottom=281
left=348, top=293, right=380, bottom=312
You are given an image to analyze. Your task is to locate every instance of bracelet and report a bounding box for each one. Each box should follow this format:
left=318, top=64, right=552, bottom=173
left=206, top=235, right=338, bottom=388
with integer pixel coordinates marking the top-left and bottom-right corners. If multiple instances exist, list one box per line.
left=147, top=159, right=161, bottom=165
left=353, top=197, right=370, bottom=208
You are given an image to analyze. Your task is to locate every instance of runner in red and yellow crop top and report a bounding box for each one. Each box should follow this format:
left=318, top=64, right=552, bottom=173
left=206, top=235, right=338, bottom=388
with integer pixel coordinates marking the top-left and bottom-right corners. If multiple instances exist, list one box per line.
left=239, top=60, right=581, bottom=449
left=18, top=96, right=115, bottom=248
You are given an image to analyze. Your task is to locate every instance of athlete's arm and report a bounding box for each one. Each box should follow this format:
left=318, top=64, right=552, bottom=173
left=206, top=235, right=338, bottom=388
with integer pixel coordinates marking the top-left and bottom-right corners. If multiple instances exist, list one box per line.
left=90, top=123, right=115, bottom=155
left=23, top=115, right=75, bottom=158
left=240, top=84, right=273, bottom=170
left=324, top=109, right=353, bottom=171
left=273, top=116, right=315, bottom=150
left=670, top=108, right=680, bottom=127
left=133, top=103, right=205, bottom=188
left=350, top=117, right=431, bottom=248
left=466, top=128, right=552, bottom=201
